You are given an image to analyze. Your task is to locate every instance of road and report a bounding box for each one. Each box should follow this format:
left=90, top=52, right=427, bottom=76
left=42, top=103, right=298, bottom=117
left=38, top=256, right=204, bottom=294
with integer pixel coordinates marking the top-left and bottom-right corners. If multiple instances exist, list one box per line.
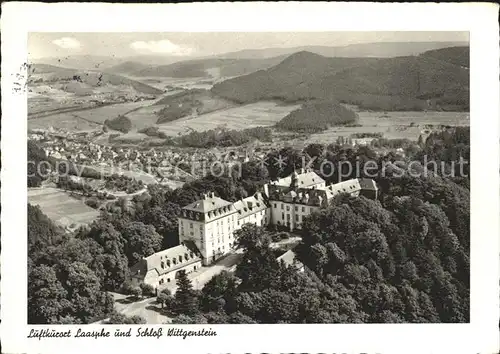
left=108, top=238, right=300, bottom=323
left=164, top=251, right=243, bottom=294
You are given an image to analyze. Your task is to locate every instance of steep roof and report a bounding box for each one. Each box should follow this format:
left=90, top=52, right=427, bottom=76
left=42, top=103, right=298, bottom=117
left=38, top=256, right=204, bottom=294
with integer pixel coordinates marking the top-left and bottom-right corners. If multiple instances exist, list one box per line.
left=233, top=192, right=268, bottom=219
left=277, top=250, right=304, bottom=269
left=130, top=243, right=201, bottom=278
left=271, top=170, right=325, bottom=189
left=182, top=193, right=233, bottom=213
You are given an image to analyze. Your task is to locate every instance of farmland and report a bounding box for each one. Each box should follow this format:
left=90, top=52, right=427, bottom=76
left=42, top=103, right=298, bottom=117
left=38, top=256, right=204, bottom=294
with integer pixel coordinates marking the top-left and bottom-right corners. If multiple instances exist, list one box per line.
left=308, top=110, right=470, bottom=144
left=28, top=188, right=100, bottom=229
left=156, top=101, right=301, bottom=137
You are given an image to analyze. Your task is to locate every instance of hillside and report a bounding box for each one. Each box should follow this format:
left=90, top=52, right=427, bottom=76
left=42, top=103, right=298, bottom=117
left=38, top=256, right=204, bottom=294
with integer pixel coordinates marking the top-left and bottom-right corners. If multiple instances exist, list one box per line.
left=132, top=56, right=287, bottom=78
left=155, top=89, right=235, bottom=124
left=211, top=50, right=469, bottom=111
left=419, top=46, right=469, bottom=68
left=105, top=61, right=151, bottom=75
left=275, top=101, right=358, bottom=133
left=28, top=64, right=163, bottom=95
left=30, top=55, right=125, bottom=70
left=217, top=41, right=469, bottom=59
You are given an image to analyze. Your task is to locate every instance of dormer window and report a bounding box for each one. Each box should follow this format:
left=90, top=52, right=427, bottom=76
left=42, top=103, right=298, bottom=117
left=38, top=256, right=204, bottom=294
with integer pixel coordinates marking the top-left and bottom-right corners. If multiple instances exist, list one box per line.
left=173, top=258, right=177, bottom=265
left=161, top=261, right=165, bottom=269
left=190, top=252, right=194, bottom=259
left=184, top=253, right=189, bottom=261
left=178, top=255, right=183, bottom=263
left=166, top=260, right=171, bottom=267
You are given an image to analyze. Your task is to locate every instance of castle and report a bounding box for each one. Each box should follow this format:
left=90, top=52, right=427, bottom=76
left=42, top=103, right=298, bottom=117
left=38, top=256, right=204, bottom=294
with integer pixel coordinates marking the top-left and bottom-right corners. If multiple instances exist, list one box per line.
left=131, top=169, right=378, bottom=290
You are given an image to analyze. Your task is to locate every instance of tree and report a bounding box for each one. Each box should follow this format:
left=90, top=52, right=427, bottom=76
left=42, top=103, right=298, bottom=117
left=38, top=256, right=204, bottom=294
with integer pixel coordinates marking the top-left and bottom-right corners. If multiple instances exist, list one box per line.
left=157, top=292, right=171, bottom=309
left=201, top=271, right=238, bottom=312
left=140, top=283, right=156, bottom=297
left=174, top=270, right=198, bottom=316
left=28, top=265, right=70, bottom=324
left=118, top=222, right=162, bottom=266
left=131, top=287, right=142, bottom=300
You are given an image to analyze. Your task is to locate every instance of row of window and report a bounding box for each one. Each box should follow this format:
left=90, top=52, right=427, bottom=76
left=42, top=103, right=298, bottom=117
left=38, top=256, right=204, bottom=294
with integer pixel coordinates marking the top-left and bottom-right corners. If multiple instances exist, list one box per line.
left=158, top=265, right=198, bottom=285
left=160, top=252, right=195, bottom=269
left=273, top=203, right=310, bottom=213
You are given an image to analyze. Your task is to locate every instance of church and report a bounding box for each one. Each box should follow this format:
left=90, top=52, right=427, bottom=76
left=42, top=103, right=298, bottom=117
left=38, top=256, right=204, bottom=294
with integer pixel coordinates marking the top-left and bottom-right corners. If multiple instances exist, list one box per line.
left=130, top=169, right=378, bottom=290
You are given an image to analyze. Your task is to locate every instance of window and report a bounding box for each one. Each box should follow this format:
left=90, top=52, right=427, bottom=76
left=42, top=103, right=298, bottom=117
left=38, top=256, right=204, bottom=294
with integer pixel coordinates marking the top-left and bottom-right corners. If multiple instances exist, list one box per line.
left=287, top=214, right=291, bottom=221
left=302, top=206, right=305, bottom=212
left=218, top=238, right=220, bottom=244
left=295, top=214, right=299, bottom=221
left=190, top=231, right=194, bottom=236
left=286, top=206, right=290, bottom=211
left=281, top=204, right=284, bottom=210
left=190, top=223, right=193, bottom=228
left=167, top=278, right=171, bottom=283
left=161, top=261, right=165, bottom=269
left=295, top=206, right=298, bottom=211
left=159, top=278, right=164, bottom=285
left=178, top=255, right=182, bottom=263
left=274, top=203, right=277, bottom=208
left=167, top=260, right=171, bottom=267
left=173, top=259, right=177, bottom=265
left=282, top=212, right=285, bottom=220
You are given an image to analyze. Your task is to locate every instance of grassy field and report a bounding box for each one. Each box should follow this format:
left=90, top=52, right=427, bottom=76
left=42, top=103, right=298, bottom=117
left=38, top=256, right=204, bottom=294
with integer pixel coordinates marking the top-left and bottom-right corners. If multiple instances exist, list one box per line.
left=157, top=101, right=301, bottom=136
left=28, top=112, right=102, bottom=131
left=28, top=188, right=100, bottom=228
left=308, top=110, right=470, bottom=144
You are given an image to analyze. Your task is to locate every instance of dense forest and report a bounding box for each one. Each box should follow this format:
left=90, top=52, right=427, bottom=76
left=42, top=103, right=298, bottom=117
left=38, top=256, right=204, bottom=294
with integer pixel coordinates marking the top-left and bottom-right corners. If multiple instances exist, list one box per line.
left=212, top=51, right=469, bottom=111
left=28, top=127, right=470, bottom=324
left=173, top=126, right=272, bottom=148
left=275, top=101, right=358, bottom=133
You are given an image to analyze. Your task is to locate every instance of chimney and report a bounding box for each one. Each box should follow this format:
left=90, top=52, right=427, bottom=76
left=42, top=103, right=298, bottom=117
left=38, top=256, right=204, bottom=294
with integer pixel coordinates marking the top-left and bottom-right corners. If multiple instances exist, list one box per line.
left=210, top=192, right=215, bottom=198
left=300, top=168, right=305, bottom=174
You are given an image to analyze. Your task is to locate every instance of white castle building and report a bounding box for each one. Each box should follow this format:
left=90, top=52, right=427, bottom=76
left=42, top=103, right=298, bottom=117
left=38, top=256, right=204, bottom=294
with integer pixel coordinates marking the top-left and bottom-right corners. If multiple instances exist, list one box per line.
left=130, top=169, right=377, bottom=290
left=178, top=169, right=378, bottom=266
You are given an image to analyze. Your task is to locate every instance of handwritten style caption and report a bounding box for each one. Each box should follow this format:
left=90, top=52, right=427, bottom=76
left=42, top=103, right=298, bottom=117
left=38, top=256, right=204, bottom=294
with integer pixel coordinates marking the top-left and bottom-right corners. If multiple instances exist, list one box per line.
left=28, top=327, right=217, bottom=340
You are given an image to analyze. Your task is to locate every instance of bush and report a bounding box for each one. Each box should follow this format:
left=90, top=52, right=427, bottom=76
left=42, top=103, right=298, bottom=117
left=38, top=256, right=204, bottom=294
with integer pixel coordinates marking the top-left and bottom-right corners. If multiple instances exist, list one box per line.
left=85, top=197, right=99, bottom=209
left=130, top=287, right=142, bottom=300
left=140, top=283, right=156, bottom=297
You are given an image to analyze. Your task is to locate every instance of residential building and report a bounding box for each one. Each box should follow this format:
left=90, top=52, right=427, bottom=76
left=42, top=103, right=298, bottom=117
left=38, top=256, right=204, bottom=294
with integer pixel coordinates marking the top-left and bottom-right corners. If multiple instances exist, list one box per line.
left=130, top=243, right=201, bottom=292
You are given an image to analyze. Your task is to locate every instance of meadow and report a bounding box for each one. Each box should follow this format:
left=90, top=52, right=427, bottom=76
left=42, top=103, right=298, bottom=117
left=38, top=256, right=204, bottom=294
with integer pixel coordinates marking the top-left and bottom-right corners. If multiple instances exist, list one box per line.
left=308, top=110, right=470, bottom=144
left=156, top=101, right=301, bottom=137
left=28, top=188, right=100, bottom=229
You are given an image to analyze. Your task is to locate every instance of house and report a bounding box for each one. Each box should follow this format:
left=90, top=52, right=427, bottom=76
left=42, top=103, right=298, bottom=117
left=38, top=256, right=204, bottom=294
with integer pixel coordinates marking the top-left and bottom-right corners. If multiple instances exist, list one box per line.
left=277, top=249, right=304, bottom=272
left=130, top=243, right=202, bottom=293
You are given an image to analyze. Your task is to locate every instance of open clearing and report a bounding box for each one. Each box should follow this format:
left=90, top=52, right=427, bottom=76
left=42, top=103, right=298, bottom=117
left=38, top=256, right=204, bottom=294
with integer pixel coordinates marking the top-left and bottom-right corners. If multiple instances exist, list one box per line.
left=156, top=101, right=301, bottom=136
left=308, top=111, right=470, bottom=144
left=28, top=188, right=100, bottom=228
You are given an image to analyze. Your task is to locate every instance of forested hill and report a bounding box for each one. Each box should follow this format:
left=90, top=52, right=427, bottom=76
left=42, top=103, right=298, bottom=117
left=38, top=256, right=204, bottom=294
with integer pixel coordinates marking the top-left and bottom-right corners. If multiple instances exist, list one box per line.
left=419, top=46, right=469, bottom=68
left=211, top=50, right=469, bottom=111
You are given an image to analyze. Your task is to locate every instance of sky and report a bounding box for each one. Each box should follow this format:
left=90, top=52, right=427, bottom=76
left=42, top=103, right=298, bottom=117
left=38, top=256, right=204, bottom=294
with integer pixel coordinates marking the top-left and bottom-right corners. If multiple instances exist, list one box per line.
left=28, top=32, right=469, bottom=59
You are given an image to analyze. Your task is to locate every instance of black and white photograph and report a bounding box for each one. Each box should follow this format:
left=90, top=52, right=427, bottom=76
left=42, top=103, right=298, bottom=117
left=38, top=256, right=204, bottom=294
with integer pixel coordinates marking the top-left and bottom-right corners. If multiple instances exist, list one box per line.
left=1, top=2, right=498, bottom=354
left=26, top=31, right=471, bottom=325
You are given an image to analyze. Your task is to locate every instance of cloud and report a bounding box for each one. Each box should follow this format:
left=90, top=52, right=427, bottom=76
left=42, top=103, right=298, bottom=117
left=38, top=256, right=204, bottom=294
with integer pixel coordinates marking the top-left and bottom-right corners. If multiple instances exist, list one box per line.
left=52, top=37, right=81, bottom=49
left=129, top=39, right=195, bottom=56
